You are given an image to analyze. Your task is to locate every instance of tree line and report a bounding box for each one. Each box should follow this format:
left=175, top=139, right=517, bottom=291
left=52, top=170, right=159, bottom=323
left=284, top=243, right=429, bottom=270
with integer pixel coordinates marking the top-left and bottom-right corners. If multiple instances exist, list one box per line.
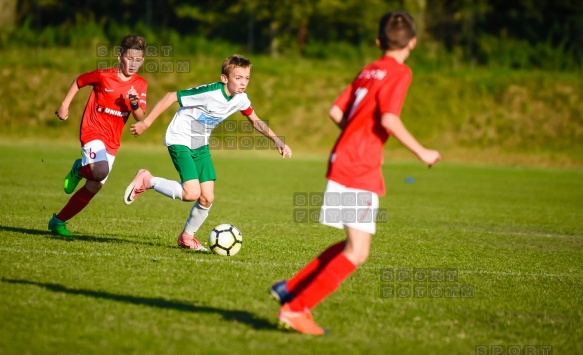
left=1, top=0, right=581, bottom=69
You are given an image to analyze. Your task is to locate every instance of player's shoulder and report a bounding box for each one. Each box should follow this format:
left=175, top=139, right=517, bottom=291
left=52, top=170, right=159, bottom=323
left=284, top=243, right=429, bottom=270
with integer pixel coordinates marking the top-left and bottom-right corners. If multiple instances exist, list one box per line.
left=234, top=91, right=250, bottom=100
left=365, top=57, right=411, bottom=82
left=379, top=56, right=411, bottom=75
left=89, top=67, right=120, bottom=83
left=180, top=82, right=223, bottom=95
left=95, top=67, right=117, bottom=76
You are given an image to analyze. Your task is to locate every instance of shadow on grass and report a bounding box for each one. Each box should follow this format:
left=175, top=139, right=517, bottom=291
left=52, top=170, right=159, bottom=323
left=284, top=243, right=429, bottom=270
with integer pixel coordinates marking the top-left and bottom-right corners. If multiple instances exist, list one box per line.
left=2, top=278, right=276, bottom=331
left=0, top=225, right=161, bottom=246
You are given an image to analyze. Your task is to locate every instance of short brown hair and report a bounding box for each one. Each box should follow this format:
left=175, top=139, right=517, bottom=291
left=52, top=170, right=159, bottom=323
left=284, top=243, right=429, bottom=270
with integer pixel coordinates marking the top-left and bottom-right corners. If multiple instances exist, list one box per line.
left=377, top=11, right=415, bottom=51
left=222, top=54, right=252, bottom=76
left=119, top=34, right=146, bottom=55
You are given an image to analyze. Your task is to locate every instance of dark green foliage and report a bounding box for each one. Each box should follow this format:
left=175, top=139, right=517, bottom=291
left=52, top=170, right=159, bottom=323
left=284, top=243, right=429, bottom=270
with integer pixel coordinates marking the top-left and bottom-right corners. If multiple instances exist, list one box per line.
left=2, top=0, right=582, bottom=70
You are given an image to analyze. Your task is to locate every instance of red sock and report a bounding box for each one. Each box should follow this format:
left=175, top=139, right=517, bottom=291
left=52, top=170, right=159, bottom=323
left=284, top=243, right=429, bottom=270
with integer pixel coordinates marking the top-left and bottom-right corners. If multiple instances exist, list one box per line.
left=288, top=252, right=356, bottom=312
left=79, top=165, right=96, bottom=181
left=56, top=186, right=96, bottom=221
left=287, top=241, right=345, bottom=297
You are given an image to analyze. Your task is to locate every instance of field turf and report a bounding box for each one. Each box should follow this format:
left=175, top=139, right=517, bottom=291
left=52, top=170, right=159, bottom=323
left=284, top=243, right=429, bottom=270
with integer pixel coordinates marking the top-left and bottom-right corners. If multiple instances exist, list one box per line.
left=0, top=139, right=582, bottom=354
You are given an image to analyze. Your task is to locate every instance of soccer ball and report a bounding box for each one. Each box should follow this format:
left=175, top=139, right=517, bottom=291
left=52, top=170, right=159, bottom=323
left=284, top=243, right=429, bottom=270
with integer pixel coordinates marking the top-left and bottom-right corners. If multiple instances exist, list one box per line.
left=208, top=224, right=243, bottom=256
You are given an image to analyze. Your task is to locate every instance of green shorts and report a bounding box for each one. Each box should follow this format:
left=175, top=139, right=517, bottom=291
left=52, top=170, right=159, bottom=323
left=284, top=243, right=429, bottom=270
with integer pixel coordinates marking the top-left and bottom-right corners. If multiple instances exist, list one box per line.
left=167, top=144, right=216, bottom=183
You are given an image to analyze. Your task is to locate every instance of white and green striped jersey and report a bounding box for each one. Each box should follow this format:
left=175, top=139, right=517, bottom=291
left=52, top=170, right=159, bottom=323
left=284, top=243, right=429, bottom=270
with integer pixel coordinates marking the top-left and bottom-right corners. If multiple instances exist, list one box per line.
left=164, top=82, right=253, bottom=149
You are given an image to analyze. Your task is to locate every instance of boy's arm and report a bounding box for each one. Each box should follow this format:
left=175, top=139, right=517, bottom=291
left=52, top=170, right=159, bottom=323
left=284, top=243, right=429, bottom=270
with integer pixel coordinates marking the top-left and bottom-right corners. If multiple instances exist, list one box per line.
left=329, top=105, right=345, bottom=128
left=127, top=85, right=145, bottom=121
left=55, top=78, right=80, bottom=120
left=381, top=113, right=441, bottom=167
left=246, top=111, right=292, bottom=158
left=329, top=84, right=352, bottom=128
left=130, top=92, right=178, bottom=137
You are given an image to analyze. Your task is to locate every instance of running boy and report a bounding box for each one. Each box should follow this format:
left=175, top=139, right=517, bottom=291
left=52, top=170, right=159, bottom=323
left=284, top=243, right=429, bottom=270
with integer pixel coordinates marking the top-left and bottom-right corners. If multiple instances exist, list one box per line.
left=48, top=34, right=148, bottom=237
left=269, top=11, right=441, bottom=335
left=124, top=54, right=292, bottom=251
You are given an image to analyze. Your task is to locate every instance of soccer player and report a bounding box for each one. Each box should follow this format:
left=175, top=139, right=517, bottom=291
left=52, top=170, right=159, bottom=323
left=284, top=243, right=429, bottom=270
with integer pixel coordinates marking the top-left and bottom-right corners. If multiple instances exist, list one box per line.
left=48, top=35, right=148, bottom=237
left=123, top=54, right=292, bottom=251
left=269, top=11, right=441, bottom=335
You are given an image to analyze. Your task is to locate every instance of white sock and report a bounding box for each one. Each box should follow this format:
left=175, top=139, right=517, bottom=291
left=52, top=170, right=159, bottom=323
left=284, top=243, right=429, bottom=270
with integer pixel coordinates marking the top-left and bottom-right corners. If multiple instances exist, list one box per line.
left=150, top=177, right=183, bottom=200
left=184, top=201, right=211, bottom=235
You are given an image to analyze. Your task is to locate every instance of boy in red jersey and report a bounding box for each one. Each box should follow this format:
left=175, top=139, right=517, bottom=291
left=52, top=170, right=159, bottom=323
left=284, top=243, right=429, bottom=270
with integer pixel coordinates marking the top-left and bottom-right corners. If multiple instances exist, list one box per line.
left=48, top=35, right=148, bottom=237
left=270, top=11, right=441, bottom=335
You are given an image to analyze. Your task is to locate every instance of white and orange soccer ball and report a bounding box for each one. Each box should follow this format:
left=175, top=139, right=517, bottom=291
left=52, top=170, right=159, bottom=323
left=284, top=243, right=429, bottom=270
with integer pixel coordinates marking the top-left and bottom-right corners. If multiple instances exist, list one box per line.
left=208, top=224, right=243, bottom=256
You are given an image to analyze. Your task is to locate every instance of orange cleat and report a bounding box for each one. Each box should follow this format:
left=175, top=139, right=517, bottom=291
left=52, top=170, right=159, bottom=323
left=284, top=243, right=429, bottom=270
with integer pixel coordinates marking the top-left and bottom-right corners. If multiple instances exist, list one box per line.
left=277, top=303, right=327, bottom=335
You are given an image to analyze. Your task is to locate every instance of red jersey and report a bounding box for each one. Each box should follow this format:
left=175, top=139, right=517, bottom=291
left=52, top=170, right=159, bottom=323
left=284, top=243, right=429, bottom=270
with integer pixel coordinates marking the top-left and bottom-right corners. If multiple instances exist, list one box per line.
left=327, top=56, right=412, bottom=196
left=77, top=68, right=147, bottom=155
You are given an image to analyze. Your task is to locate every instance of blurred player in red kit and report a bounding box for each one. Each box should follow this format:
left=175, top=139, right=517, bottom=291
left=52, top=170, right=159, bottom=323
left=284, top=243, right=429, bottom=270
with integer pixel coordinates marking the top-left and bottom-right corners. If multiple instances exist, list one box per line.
left=270, top=11, right=441, bottom=335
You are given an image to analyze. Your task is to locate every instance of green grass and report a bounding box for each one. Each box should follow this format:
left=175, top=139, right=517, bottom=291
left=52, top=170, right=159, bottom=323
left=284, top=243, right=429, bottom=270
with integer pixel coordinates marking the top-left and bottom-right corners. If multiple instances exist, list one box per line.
left=1, top=139, right=582, bottom=354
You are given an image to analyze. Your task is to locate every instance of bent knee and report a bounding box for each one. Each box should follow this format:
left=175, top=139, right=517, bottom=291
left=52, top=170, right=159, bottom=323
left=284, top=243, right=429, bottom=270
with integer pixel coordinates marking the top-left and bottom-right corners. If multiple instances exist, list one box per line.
left=91, top=162, right=109, bottom=181
left=182, top=191, right=200, bottom=202
left=199, top=194, right=214, bottom=206
left=93, top=172, right=109, bottom=181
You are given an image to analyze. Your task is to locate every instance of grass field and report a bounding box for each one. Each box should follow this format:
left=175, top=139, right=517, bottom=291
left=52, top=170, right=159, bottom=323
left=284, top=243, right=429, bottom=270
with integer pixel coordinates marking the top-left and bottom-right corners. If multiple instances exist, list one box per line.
left=0, top=139, right=582, bottom=354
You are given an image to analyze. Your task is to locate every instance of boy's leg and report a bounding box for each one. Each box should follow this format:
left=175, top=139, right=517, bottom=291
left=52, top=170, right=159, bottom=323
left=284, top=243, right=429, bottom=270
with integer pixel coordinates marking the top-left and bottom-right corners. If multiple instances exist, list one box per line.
left=286, top=227, right=365, bottom=312
left=275, top=180, right=377, bottom=334
left=125, top=171, right=189, bottom=204
left=288, top=240, right=346, bottom=293
left=277, top=227, right=366, bottom=335
left=50, top=143, right=113, bottom=236
left=53, top=181, right=101, bottom=226
left=271, top=240, right=346, bottom=304
left=177, top=198, right=209, bottom=252
left=151, top=177, right=184, bottom=199
left=284, top=181, right=376, bottom=311
left=184, top=181, right=214, bottom=235
left=273, top=179, right=375, bottom=304
left=64, top=141, right=111, bottom=194
left=125, top=144, right=196, bottom=204
left=178, top=160, right=215, bottom=251
left=133, top=144, right=207, bottom=203
left=177, top=180, right=207, bottom=251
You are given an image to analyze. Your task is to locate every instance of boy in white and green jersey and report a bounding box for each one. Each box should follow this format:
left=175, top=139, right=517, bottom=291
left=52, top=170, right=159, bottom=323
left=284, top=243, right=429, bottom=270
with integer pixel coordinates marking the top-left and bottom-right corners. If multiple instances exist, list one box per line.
left=167, top=81, right=254, bottom=150
left=123, top=54, right=292, bottom=251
